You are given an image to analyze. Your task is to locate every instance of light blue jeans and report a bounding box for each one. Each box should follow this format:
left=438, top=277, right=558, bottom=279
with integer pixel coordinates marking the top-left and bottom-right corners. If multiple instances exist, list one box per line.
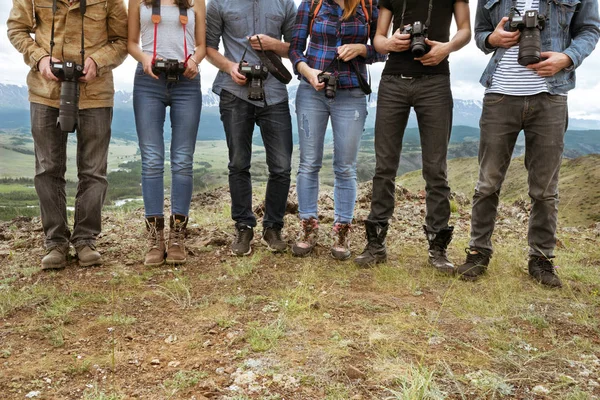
left=295, top=81, right=367, bottom=224
left=133, top=63, right=202, bottom=217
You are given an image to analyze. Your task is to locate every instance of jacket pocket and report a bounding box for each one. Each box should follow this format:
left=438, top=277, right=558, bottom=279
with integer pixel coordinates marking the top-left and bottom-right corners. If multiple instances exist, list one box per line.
left=224, top=12, right=248, bottom=38
left=83, top=0, right=108, bottom=47
left=553, top=0, right=581, bottom=29
left=82, top=75, right=113, bottom=101
left=265, top=13, right=284, bottom=38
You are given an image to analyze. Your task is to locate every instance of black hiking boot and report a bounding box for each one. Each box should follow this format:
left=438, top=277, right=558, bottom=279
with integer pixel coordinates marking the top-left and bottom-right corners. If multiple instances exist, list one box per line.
left=354, top=221, right=387, bottom=267
left=262, top=227, right=287, bottom=253
left=232, top=223, right=254, bottom=256
left=424, top=226, right=455, bottom=274
left=528, top=256, right=562, bottom=288
left=456, top=248, right=491, bottom=281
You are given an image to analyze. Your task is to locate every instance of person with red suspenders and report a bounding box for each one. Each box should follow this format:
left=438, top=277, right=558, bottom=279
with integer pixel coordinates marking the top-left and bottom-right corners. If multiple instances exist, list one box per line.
left=128, top=0, right=206, bottom=266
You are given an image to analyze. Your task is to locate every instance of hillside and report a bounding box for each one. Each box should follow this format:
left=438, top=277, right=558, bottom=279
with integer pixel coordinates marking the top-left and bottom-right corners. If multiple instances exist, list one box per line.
left=399, top=154, right=600, bottom=227
left=1, top=184, right=599, bottom=399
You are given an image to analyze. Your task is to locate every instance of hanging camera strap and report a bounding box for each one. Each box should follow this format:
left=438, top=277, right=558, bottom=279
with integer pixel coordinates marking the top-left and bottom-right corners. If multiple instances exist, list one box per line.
left=399, top=0, right=433, bottom=29
left=50, top=0, right=87, bottom=66
left=321, top=55, right=371, bottom=95
left=151, top=0, right=190, bottom=66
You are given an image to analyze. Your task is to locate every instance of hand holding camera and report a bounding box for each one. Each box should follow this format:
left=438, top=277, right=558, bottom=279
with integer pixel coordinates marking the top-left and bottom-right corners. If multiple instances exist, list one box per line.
left=386, top=29, right=411, bottom=53
left=298, top=63, right=325, bottom=91
left=317, top=72, right=338, bottom=99
left=415, top=39, right=450, bottom=66
left=488, top=17, right=521, bottom=49
left=527, top=51, right=573, bottom=77
left=38, top=56, right=61, bottom=82
left=79, top=57, right=98, bottom=83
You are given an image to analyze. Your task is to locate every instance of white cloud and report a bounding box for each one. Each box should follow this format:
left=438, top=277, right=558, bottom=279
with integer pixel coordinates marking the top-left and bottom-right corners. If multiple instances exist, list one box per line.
left=1, top=1, right=599, bottom=117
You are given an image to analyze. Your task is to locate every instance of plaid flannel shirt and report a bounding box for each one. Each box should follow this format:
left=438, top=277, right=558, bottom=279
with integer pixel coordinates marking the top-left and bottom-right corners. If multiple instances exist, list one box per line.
left=289, top=0, right=386, bottom=89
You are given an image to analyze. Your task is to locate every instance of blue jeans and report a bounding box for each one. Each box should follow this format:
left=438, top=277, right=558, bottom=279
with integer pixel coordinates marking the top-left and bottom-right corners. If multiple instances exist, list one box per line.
left=219, top=90, right=293, bottom=229
left=133, top=63, right=202, bottom=217
left=295, top=81, right=367, bottom=224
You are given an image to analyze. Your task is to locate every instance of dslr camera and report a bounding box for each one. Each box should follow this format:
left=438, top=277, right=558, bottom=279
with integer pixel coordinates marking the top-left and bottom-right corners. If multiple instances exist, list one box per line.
left=317, top=72, right=338, bottom=99
left=51, top=60, right=84, bottom=133
left=402, top=21, right=430, bottom=58
left=152, top=59, right=187, bottom=82
left=239, top=63, right=269, bottom=101
left=508, top=9, right=545, bottom=66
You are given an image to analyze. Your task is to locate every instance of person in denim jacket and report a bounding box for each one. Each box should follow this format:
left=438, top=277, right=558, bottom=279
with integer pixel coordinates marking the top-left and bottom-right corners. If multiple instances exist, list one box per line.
left=457, top=0, right=600, bottom=287
left=288, top=0, right=385, bottom=260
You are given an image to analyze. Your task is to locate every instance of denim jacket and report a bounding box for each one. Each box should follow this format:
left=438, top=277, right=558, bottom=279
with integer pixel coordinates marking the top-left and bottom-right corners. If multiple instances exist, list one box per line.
left=475, top=0, right=600, bottom=94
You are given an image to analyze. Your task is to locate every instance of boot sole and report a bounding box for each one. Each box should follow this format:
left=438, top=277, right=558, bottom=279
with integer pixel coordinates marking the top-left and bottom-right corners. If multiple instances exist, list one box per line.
left=41, top=262, right=67, bottom=271
left=79, top=260, right=103, bottom=268
left=354, top=256, right=387, bottom=268
left=165, top=259, right=187, bottom=265
left=145, top=260, right=165, bottom=267
left=428, top=260, right=456, bottom=275
left=261, top=238, right=287, bottom=253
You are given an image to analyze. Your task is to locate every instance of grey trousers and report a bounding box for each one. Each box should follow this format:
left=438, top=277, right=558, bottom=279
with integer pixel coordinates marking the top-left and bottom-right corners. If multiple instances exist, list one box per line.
left=469, top=92, right=568, bottom=257
left=30, top=103, right=112, bottom=249
left=368, top=74, right=453, bottom=233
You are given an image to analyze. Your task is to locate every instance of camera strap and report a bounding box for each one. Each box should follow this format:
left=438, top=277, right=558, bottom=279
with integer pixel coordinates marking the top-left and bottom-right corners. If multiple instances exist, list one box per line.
left=399, top=0, right=433, bottom=29
left=239, top=36, right=293, bottom=85
left=151, top=0, right=190, bottom=66
left=50, top=0, right=87, bottom=65
left=322, top=56, right=371, bottom=95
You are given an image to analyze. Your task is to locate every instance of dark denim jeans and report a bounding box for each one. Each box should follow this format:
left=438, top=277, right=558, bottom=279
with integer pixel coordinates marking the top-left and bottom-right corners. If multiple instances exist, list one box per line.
left=368, top=74, right=453, bottom=233
left=219, top=90, right=293, bottom=229
left=30, top=103, right=112, bottom=249
left=133, top=63, right=202, bottom=217
left=469, top=92, right=568, bottom=257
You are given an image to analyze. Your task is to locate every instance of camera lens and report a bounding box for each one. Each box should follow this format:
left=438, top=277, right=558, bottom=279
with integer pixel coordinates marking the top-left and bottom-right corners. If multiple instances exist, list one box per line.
left=518, top=28, right=542, bottom=66
left=57, top=81, right=80, bottom=132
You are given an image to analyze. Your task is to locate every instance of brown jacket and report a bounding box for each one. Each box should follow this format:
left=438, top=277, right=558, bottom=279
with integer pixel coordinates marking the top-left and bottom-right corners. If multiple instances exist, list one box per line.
left=7, top=0, right=128, bottom=109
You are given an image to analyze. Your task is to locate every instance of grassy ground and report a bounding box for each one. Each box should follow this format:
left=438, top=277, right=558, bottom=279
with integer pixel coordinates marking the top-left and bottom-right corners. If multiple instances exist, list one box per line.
left=1, top=184, right=599, bottom=399
left=399, top=155, right=600, bottom=227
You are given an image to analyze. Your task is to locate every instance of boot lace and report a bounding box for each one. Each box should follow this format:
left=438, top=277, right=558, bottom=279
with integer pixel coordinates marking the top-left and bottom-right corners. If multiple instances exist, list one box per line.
left=300, top=218, right=319, bottom=243
left=236, top=226, right=253, bottom=244
left=333, top=223, right=351, bottom=248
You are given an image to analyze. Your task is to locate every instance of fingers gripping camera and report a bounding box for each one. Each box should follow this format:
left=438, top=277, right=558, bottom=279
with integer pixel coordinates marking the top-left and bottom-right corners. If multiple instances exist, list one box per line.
left=402, top=21, right=430, bottom=58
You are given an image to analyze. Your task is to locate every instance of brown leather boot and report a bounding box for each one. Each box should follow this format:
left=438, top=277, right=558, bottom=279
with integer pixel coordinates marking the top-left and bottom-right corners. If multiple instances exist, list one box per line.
left=145, top=217, right=166, bottom=266
left=166, top=214, right=188, bottom=265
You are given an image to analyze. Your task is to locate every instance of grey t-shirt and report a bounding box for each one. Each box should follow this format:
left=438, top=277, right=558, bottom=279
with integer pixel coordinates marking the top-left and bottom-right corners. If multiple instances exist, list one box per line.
left=206, top=0, right=297, bottom=107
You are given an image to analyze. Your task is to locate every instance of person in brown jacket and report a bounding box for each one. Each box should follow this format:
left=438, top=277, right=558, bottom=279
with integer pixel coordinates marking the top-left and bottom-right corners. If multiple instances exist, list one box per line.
left=7, top=0, right=128, bottom=270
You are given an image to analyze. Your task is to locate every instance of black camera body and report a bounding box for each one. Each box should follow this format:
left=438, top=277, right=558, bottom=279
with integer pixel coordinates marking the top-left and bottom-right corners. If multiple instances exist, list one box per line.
left=402, top=21, right=430, bottom=58
left=508, top=9, right=545, bottom=66
left=51, top=60, right=84, bottom=133
left=239, top=63, right=269, bottom=101
left=152, top=59, right=187, bottom=82
left=317, top=72, right=338, bottom=99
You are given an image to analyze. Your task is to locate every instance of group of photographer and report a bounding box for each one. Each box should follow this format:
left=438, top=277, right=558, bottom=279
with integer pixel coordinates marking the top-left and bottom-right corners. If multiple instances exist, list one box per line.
left=7, top=0, right=600, bottom=288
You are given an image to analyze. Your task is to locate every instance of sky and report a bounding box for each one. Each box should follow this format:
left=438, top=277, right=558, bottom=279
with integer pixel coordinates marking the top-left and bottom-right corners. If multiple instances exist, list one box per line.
left=1, top=1, right=600, bottom=119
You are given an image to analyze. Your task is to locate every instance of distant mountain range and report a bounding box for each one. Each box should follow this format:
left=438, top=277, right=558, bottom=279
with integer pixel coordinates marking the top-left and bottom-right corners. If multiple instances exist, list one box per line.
left=2, top=82, right=600, bottom=143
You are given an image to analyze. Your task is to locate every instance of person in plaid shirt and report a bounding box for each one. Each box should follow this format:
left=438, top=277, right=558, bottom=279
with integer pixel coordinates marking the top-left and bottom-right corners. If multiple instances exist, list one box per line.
left=289, top=0, right=385, bottom=260
left=355, top=0, right=471, bottom=271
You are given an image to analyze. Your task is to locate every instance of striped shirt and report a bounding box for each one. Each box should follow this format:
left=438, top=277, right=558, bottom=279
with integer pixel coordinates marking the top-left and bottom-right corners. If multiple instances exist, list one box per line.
left=487, top=0, right=548, bottom=96
left=289, top=0, right=386, bottom=89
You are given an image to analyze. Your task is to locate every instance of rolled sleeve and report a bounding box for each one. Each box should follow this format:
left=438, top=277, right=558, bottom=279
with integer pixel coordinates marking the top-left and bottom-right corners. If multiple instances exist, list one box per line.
left=562, top=0, right=600, bottom=70
left=205, top=0, right=222, bottom=50
left=474, top=0, right=496, bottom=54
left=288, top=0, right=311, bottom=71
